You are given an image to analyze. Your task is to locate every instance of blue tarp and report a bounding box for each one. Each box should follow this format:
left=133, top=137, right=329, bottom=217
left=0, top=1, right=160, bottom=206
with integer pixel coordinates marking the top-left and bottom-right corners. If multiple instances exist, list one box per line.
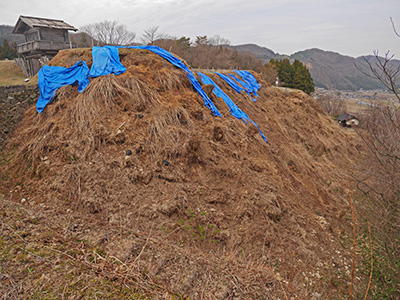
left=228, top=73, right=251, bottom=92
left=213, top=71, right=246, bottom=94
left=215, top=71, right=261, bottom=101
left=36, top=45, right=267, bottom=142
left=118, top=45, right=221, bottom=117
left=39, top=46, right=268, bottom=125
left=228, top=73, right=257, bottom=101
left=233, top=70, right=261, bottom=97
left=198, top=72, right=268, bottom=143
left=198, top=72, right=247, bottom=121
left=89, top=46, right=126, bottom=77
left=37, top=61, right=90, bottom=113
left=37, top=45, right=221, bottom=117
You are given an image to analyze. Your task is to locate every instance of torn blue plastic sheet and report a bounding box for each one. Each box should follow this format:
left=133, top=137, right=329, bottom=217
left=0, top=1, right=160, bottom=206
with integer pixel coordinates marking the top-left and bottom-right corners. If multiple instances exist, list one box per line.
left=228, top=73, right=257, bottom=101
left=228, top=73, right=251, bottom=92
left=89, top=46, right=126, bottom=77
left=117, top=45, right=221, bottom=117
left=36, top=45, right=221, bottom=117
left=198, top=72, right=247, bottom=121
left=233, top=70, right=261, bottom=97
left=37, top=61, right=90, bottom=113
left=198, top=72, right=268, bottom=143
left=213, top=72, right=246, bottom=94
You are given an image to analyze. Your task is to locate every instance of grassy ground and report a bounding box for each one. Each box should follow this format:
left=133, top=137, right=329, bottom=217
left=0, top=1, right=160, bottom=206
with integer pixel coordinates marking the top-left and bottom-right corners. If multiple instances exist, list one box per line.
left=0, top=60, right=37, bottom=86
left=0, top=197, right=152, bottom=299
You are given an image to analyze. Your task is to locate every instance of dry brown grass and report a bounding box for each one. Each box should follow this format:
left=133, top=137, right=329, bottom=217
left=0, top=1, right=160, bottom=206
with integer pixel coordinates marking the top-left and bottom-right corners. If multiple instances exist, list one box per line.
left=0, top=48, right=365, bottom=299
left=0, top=60, right=37, bottom=86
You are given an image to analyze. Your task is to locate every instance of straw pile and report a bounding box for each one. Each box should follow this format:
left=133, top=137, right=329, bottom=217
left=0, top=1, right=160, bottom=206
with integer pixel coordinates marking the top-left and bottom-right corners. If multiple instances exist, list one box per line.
left=0, top=47, right=363, bottom=299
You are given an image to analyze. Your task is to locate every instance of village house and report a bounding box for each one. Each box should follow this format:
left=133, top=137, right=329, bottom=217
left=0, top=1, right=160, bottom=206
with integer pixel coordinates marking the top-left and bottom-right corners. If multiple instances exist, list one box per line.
left=12, top=15, right=77, bottom=76
left=337, top=113, right=359, bottom=127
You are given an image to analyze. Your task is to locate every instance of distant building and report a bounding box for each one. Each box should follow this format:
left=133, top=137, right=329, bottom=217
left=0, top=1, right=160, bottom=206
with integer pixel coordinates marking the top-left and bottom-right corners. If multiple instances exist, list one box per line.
left=337, top=113, right=359, bottom=128
left=12, top=15, right=78, bottom=76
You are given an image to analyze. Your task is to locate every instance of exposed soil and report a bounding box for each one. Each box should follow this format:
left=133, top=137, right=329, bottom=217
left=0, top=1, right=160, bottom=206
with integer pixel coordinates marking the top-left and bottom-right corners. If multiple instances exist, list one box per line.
left=0, top=48, right=365, bottom=299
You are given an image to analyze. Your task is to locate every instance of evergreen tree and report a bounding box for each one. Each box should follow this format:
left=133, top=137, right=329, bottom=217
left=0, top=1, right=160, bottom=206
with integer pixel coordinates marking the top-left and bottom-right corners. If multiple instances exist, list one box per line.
left=267, top=58, right=314, bottom=94
left=0, top=38, right=18, bottom=60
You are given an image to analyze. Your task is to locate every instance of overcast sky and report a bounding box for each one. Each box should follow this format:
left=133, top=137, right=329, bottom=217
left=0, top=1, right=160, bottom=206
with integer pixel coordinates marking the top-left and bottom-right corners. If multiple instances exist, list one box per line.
left=1, top=0, right=399, bottom=57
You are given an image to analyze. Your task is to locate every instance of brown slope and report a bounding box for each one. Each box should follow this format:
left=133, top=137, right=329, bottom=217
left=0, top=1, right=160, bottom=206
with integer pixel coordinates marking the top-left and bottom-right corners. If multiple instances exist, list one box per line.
left=1, top=48, right=362, bottom=299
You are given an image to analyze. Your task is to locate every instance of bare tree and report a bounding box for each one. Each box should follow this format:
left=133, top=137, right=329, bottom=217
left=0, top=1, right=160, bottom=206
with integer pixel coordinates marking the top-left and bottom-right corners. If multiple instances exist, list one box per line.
left=360, top=51, right=400, bottom=102
left=140, top=26, right=168, bottom=45
left=261, top=63, right=278, bottom=86
left=316, top=94, right=347, bottom=116
left=354, top=18, right=400, bottom=298
left=80, top=20, right=136, bottom=46
left=208, top=35, right=230, bottom=46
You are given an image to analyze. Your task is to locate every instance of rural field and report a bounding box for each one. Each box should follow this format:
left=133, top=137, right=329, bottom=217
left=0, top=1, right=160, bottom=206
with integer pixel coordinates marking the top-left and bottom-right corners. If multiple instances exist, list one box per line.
left=0, top=60, right=37, bottom=86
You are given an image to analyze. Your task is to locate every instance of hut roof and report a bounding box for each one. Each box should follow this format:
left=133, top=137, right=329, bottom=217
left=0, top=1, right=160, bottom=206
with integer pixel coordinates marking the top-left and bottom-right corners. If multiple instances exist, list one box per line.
left=12, top=15, right=78, bottom=34
left=337, top=113, right=357, bottom=122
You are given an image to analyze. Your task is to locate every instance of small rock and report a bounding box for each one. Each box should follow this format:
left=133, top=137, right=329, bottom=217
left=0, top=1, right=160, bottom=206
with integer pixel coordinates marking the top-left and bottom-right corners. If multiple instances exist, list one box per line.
left=21, top=198, right=26, bottom=203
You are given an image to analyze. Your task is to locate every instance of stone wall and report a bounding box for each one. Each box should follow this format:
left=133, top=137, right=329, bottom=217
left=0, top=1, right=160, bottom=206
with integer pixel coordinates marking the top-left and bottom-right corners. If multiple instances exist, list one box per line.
left=0, top=85, right=38, bottom=150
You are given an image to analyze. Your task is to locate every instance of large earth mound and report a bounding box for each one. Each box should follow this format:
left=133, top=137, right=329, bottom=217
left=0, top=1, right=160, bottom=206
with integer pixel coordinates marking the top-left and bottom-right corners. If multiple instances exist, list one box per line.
left=1, top=48, right=362, bottom=299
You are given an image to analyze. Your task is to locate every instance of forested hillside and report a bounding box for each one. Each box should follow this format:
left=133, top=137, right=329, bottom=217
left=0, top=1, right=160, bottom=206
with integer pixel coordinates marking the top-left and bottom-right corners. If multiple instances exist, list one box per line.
left=232, top=44, right=400, bottom=91
left=0, top=25, right=24, bottom=45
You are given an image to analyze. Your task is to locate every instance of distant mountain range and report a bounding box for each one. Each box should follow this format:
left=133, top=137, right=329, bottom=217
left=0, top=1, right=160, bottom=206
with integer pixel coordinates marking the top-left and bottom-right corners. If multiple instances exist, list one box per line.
left=1, top=24, right=399, bottom=91
left=0, top=25, right=25, bottom=45
left=230, top=44, right=400, bottom=91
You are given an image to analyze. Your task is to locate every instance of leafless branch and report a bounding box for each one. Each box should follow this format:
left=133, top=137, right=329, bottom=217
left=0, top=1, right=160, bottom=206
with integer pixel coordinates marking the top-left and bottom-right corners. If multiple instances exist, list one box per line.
left=80, top=20, right=136, bottom=46
left=390, top=17, right=400, bottom=38
left=140, top=26, right=168, bottom=45
left=357, top=52, right=400, bottom=102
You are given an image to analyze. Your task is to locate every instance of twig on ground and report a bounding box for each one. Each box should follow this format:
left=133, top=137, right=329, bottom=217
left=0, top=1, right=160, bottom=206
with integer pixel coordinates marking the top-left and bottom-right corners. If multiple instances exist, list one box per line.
left=2, top=221, right=28, bottom=244
left=262, top=262, right=289, bottom=300
left=347, top=171, right=356, bottom=300
left=363, top=222, right=373, bottom=300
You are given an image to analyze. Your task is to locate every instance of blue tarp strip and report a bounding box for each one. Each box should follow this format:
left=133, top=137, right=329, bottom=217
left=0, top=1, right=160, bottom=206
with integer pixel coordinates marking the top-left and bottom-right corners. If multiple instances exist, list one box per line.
left=37, top=61, right=90, bottom=113
left=233, top=70, right=261, bottom=97
left=213, top=71, right=246, bottom=94
left=198, top=72, right=248, bottom=121
left=198, top=72, right=268, bottom=143
left=89, top=46, right=126, bottom=77
left=228, top=73, right=251, bottom=92
left=117, top=45, right=222, bottom=117
left=228, top=73, right=257, bottom=101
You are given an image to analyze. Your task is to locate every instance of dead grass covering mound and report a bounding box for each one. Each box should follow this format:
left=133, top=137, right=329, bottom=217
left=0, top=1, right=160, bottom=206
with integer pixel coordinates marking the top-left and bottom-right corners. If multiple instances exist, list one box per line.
left=1, top=48, right=363, bottom=299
